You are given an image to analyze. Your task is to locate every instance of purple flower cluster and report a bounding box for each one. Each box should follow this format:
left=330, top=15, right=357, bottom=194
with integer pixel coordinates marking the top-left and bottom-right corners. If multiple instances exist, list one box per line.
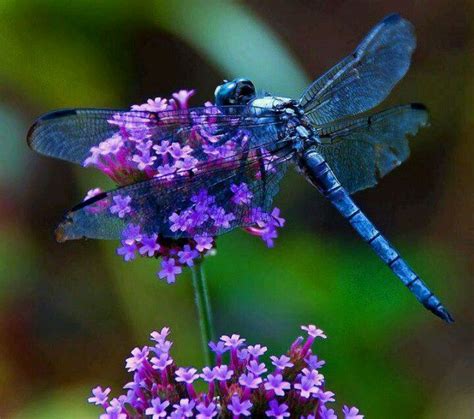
left=88, top=325, right=363, bottom=418
left=81, top=90, right=285, bottom=283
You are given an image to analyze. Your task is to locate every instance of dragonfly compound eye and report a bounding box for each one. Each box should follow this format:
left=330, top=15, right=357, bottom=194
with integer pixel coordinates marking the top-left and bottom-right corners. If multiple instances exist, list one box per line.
left=214, top=78, right=256, bottom=106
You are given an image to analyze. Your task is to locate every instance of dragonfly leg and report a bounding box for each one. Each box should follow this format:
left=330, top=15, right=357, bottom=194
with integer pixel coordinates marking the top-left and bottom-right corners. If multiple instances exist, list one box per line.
left=301, top=147, right=454, bottom=323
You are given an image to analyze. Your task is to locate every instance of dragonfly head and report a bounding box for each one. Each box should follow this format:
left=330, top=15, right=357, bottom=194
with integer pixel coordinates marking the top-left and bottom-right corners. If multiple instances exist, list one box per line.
left=214, top=78, right=256, bottom=106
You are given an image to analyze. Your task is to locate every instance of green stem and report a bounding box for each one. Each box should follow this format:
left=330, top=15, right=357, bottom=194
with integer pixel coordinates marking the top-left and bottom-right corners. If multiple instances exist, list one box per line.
left=191, top=260, right=215, bottom=365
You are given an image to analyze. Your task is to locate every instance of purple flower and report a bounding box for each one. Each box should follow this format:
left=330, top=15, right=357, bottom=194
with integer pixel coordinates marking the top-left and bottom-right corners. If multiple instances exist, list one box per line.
left=153, top=140, right=171, bottom=156
left=302, top=368, right=324, bottom=386
left=121, top=224, right=141, bottom=245
left=172, top=89, right=195, bottom=109
left=155, top=339, right=173, bottom=354
left=265, top=400, right=290, bottom=418
left=196, top=401, right=218, bottom=419
left=156, top=163, right=176, bottom=178
left=342, top=406, right=364, bottom=419
left=227, top=394, right=252, bottom=416
left=317, top=390, right=336, bottom=404
left=169, top=212, right=189, bottom=232
left=89, top=324, right=362, bottom=418
left=110, top=195, right=132, bottom=218
left=116, top=242, right=137, bottom=262
left=150, top=327, right=170, bottom=343
left=169, top=142, right=193, bottom=160
left=135, top=140, right=153, bottom=154
left=132, top=150, right=157, bottom=170
left=98, top=135, right=124, bottom=155
left=187, top=208, right=209, bottom=228
left=178, top=245, right=199, bottom=267
left=209, top=206, right=235, bottom=228
left=175, top=367, right=199, bottom=384
left=172, top=398, right=195, bottom=417
left=158, top=258, right=182, bottom=284
left=138, top=233, right=160, bottom=256
left=247, top=360, right=267, bottom=376
left=132, top=97, right=168, bottom=112
left=194, top=234, right=213, bottom=252
left=264, top=374, right=291, bottom=396
left=200, top=367, right=216, bottom=382
left=102, top=397, right=126, bottom=419
left=247, top=344, right=267, bottom=358
left=208, top=341, right=228, bottom=356
left=294, top=376, right=319, bottom=399
left=301, top=325, right=327, bottom=339
left=261, top=225, right=278, bottom=248
left=213, top=365, right=233, bottom=381
left=88, top=386, right=111, bottom=406
left=145, top=398, right=169, bottom=418
left=220, top=334, right=245, bottom=348
left=270, top=355, right=293, bottom=370
left=125, top=346, right=149, bottom=372
left=237, top=348, right=250, bottom=361
left=52, top=91, right=292, bottom=286
left=270, top=207, right=285, bottom=227
left=239, top=372, right=262, bottom=389
left=231, top=182, right=253, bottom=205
left=151, top=353, right=173, bottom=371
left=320, top=406, right=338, bottom=419
left=305, top=354, right=326, bottom=370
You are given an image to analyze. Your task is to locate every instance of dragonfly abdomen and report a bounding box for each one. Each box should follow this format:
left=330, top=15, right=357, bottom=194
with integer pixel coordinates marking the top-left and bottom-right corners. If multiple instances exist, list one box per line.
left=301, top=147, right=454, bottom=323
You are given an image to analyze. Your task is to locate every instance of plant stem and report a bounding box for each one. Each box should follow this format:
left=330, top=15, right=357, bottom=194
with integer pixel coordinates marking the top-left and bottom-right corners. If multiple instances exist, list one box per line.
left=191, top=260, right=215, bottom=365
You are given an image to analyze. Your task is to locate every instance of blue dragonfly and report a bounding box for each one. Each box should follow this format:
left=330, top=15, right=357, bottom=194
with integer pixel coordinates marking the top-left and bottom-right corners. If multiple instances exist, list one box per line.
left=27, top=14, right=453, bottom=322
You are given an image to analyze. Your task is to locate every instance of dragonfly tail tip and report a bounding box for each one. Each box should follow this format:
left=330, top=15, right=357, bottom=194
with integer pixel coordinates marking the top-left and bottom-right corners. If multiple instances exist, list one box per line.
left=433, top=305, right=455, bottom=324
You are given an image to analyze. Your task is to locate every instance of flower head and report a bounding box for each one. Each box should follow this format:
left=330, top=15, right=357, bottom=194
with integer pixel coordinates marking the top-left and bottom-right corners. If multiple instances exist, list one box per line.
left=69, top=91, right=287, bottom=285
left=89, top=325, right=362, bottom=418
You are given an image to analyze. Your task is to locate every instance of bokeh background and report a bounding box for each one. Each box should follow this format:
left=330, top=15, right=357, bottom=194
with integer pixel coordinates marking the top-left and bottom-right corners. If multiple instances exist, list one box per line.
left=0, top=0, right=472, bottom=417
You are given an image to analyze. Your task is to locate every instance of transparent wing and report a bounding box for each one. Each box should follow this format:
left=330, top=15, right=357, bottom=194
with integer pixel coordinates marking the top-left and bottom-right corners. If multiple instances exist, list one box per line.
left=27, top=105, right=281, bottom=166
left=314, top=104, right=429, bottom=194
left=56, top=129, right=293, bottom=241
left=299, top=14, right=416, bottom=125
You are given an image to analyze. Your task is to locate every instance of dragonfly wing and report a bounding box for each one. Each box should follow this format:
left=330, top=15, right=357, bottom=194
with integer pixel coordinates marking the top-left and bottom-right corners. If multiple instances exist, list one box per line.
left=314, top=104, right=429, bottom=194
left=56, top=130, right=292, bottom=241
left=27, top=106, right=280, bottom=165
left=300, top=14, right=416, bottom=125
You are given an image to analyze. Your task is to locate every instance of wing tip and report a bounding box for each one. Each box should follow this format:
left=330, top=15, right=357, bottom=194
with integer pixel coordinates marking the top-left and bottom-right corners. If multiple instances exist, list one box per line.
left=382, top=13, right=402, bottom=24
left=410, top=103, right=427, bottom=111
left=26, top=120, right=39, bottom=148
left=27, top=109, right=79, bottom=149
left=410, top=103, right=430, bottom=126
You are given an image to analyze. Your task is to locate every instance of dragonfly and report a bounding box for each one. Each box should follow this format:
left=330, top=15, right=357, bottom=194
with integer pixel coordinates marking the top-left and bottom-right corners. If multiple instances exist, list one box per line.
left=27, top=14, right=453, bottom=323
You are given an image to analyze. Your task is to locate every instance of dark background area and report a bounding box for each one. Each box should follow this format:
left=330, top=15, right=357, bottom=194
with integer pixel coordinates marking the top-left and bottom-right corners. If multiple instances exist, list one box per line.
left=0, top=1, right=472, bottom=417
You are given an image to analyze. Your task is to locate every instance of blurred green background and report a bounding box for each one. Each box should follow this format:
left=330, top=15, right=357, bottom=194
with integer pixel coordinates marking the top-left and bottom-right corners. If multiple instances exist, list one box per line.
left=0, top=0, right=472, bottom=417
